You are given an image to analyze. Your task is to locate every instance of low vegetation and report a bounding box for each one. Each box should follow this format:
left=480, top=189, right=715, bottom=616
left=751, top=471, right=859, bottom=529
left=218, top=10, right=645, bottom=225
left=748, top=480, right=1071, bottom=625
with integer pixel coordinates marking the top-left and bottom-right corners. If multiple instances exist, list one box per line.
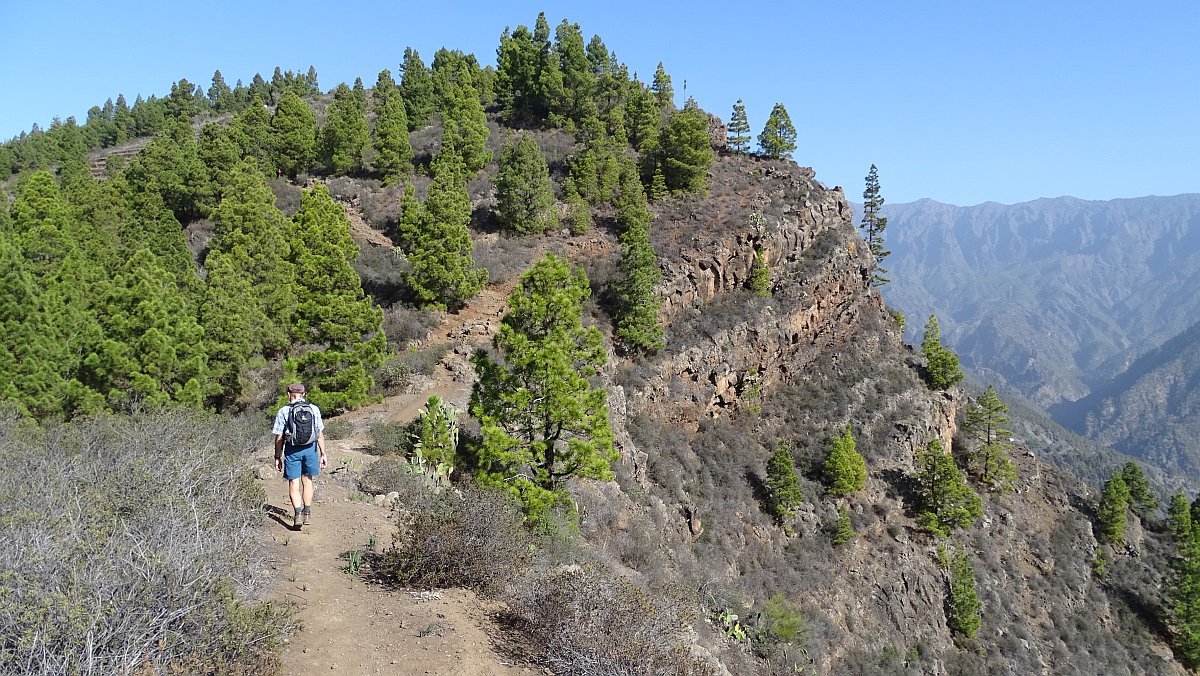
left=0, top=410, right=294, bottom=674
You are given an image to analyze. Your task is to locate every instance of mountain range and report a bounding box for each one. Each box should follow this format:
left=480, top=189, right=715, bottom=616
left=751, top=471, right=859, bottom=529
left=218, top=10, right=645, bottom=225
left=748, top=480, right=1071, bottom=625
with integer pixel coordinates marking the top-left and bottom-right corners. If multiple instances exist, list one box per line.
left=880, top=193, right=1200, bottom=477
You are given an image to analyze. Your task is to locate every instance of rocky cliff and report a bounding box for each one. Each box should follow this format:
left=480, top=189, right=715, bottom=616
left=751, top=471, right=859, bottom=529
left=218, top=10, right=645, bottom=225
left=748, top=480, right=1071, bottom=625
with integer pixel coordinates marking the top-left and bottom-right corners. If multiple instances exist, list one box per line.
left=583, top=153, right=1181, bottom=674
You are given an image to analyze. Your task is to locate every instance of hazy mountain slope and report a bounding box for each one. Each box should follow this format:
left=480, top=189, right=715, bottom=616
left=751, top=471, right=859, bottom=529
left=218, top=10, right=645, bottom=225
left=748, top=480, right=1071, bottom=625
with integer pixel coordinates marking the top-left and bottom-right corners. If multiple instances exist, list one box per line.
left=881, top=194, right=1200, bottom=408
left=1051, top=318, right=1200, bottom=477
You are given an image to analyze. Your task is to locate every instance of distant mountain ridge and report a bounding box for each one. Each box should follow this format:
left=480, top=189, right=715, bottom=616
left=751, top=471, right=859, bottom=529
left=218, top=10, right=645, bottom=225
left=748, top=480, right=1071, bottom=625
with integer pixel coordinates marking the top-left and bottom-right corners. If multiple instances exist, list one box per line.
left=878, top=192, right=1200, bottom=476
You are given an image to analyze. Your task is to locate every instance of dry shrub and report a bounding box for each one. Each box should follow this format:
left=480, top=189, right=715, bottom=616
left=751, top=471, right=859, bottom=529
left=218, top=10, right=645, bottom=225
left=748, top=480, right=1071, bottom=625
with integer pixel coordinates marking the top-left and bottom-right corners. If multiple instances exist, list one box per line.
left=504, top=564, right=716, bottom=676
left=360, top=456, right=425, bottom=497
left=472, top=236, right=541, bottom=285
left=386, top=483, right=535, bottom=592
left=382, top=304, right=440, bottom=350
left=360, top=183, right=406, bottom=230
left=268, top=177, right=302, bottom=216
left=0, top=410, right=294, bottom=675
left=354, top=244, right=408, bottom=305
left=366, top=419, right=418, bottom=456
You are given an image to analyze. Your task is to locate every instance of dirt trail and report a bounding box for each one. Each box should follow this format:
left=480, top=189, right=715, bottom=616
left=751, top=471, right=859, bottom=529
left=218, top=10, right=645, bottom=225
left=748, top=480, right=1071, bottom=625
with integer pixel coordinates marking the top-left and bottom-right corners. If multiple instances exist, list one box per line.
left=252, top=275, right=543, bottom=675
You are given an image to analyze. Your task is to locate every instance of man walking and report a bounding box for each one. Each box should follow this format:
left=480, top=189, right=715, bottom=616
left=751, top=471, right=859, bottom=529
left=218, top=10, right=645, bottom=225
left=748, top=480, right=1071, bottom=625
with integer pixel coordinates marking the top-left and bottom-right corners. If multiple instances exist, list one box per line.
left=273, top=383, right=328, bottom=530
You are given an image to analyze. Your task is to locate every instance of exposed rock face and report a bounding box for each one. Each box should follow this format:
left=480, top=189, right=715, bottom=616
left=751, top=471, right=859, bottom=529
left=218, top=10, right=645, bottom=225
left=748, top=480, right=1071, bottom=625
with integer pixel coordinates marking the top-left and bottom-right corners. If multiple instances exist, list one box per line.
left=590, top=152, right=1181, bottom=674
left=706, top=113, right=728, bottom=150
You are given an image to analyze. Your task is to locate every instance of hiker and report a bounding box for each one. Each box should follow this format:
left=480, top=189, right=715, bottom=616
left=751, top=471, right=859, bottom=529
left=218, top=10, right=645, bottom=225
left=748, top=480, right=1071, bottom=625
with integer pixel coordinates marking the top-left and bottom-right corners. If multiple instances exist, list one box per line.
left=273, top=383, right=327, bottom=529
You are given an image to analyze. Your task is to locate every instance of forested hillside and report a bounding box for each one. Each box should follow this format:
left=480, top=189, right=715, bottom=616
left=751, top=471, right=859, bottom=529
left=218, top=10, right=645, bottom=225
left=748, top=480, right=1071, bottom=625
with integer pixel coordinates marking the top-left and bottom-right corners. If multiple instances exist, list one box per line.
left=4, top=12, right=1200, bottom=675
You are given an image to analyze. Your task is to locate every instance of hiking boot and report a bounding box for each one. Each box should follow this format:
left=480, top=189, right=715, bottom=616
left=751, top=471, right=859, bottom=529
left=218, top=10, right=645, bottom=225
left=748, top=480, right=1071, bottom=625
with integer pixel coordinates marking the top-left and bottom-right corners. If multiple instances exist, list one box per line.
left=301, top=507, right=311, bottom=527
left=293, top=511, right=303, bottom=530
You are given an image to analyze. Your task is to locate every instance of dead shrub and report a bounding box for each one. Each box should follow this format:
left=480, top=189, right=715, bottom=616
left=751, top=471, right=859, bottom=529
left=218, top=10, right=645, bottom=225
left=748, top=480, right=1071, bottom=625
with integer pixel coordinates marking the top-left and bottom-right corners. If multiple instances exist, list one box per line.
left=472, top=236, right=540, bottom=285
left=382, top=304, right=440, bottom=350
left=504, top=564, right=716, bottom=676
left=0, top=410, right=294, bottom=675
left=386, top=483, right=536, bottom=592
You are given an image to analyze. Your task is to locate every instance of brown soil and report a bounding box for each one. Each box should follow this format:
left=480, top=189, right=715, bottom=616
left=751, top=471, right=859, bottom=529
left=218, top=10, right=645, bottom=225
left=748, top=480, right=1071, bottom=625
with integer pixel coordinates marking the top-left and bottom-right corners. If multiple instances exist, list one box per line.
left=251, top=273, right=546, bottom=675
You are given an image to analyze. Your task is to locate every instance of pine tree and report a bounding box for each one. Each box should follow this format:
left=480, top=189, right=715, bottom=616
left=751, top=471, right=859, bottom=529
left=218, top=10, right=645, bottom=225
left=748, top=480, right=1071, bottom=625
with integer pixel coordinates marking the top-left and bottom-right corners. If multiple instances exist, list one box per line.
left=230, top=96, right=273, bottom=171
left=0, top=231, right=77, bottom=418
left=469, top=253, right=615, bottom=518
left=758, top=103, right=797, bottom=160
left=748, top=247, right=771, bottom=296
left=625, top=85, right=660, bottom=153
left=564, top=179, right=592, bottom=234
left=728, top=99, right=751, bottom=152
left=922, top=314, right=964, bottom=390
left=1170, top=492, right=1194, bottom=543
left=1097, top=471, right=1131, bottom=546
left=495, top=133, right=556, bottom=234
left=197, top=123, right=242, bottom=210
left=651, top=62, right=674, bottom=113
left=1167, top=491, right=1200, bottom=666
left=1122, top=461, right=1159, bottom=516
left=860, top=164, right=891, bottom=286
left=495, top=25, right=542, bottom=124
left=833, top=505, right=856, bottom=545
left=124, top=116, right=210, bottom=223
left=915, top=438, right=983, bottom=536
left=271, top=90, right=317, bottom=178
left=85, top=248, right=212, bottom=410
left=406, top=148, right=487, bottom=310
left=372, top=94, right=413, bottom=186
left=208, top=70, right=234, bottom=113
left=400, top=48, right=436, bottom=131
left=203, top=160, right=296, bottom=359
left=373, top=68, right=398, bottom=108
left=351, top=77, right=368, bottom=112
left=532, top=13, right=566, bottom=126
left=765, top=440, right=804, bottom=527
left=656, top=106, right=714, bottom=194
left=613, top=212, right=665, bottom=353
left=283, top=184, right=385, bottom=412
left=318, top=83, right=369, bottom=175
left=553, top=19, right=593, bottom=124
left=824, top=423, right=868, bottom=496
left=437, top=63, right=491, bottom=174
left=963, top=385, right=1017, bottom=490
left=945, top=547, right=982, bottom=638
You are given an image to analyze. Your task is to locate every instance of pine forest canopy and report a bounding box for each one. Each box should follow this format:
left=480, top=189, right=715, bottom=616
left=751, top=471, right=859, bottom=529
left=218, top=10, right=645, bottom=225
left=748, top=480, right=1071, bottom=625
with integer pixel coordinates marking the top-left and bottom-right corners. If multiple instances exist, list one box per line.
left=0, top=11, right=810, bottom=423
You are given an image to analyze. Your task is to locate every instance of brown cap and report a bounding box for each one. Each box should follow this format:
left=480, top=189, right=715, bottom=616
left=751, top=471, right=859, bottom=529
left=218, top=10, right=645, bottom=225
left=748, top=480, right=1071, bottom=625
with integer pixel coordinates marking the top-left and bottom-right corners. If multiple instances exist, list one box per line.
left=286, top=383, right=306, bottom=393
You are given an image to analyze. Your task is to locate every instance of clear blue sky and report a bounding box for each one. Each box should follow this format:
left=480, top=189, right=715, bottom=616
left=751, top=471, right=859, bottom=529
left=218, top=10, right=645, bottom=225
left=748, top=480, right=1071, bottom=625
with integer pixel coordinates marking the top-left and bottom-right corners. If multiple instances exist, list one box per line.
left=2, top=1, right=1196, bottom=206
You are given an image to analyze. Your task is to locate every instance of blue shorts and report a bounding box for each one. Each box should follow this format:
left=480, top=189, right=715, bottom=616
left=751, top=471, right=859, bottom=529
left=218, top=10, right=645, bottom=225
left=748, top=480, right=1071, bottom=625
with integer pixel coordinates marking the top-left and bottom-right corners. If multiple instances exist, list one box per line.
left=283, top=444, right=320, bottom=481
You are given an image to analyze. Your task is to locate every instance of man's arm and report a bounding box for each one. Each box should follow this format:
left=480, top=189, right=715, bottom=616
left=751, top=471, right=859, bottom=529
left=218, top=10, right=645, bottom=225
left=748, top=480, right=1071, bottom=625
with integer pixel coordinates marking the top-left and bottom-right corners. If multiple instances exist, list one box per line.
left=317, top=430, right=327, bottom=469
left=274, top=435, right=285, bottom=472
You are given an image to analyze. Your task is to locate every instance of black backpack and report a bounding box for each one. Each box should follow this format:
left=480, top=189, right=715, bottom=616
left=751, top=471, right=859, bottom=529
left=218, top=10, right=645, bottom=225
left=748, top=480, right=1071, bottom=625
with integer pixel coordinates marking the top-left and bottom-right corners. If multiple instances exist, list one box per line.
left=285, top=401, right=318, bottom=447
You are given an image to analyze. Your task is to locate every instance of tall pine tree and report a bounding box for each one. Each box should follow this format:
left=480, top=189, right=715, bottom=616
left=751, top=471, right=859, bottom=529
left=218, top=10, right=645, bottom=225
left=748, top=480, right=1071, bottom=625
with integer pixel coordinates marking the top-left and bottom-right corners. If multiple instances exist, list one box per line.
left=271, top=90, right=317, bottom=179
left=372, top=94, right=413, bottom=185
left=758, top=103, right=797, bottom=160
left=728, top=99, right=751, bottom=152
left=318, top=83, right=369, bottom=175
left=963, top=385, right=1018, bottom=490
left=495, top=133, right=556, bottom=234
left=469, top=253, right=615, bottom=518
left=860, top=164, right=891, bottom=286
left=283, top=184, right=386, bottom=412
left=400, top=48, right=435, bottom=131
left=406, top=147, right=487, bottom=310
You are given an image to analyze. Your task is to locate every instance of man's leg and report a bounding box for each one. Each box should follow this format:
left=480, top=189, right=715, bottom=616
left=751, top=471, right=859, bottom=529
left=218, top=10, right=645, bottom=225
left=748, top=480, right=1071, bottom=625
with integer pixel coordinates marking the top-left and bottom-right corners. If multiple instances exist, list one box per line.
left=301, top=474, right=315, bottom=524
left=288, top=478, right=304, bottom=528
